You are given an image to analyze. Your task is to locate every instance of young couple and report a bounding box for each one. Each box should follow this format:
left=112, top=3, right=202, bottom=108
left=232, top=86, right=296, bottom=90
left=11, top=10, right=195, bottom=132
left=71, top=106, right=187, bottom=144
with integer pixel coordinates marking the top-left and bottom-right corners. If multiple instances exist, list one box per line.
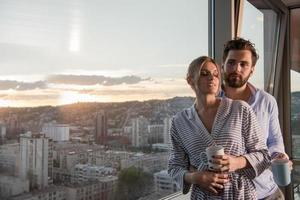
left=168, top=38, right=291, bottom=199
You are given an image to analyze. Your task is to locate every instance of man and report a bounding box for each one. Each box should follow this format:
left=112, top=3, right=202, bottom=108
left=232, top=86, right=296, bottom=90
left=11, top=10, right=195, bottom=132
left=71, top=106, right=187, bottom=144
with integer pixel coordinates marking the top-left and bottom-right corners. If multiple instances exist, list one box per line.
left=222, top=37, right=290, bottom=199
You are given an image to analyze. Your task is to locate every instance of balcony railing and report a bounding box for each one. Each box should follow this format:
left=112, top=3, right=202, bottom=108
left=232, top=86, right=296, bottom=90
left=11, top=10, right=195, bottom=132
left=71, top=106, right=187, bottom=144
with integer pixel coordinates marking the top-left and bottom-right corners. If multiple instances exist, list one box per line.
left=159, top=192, right=191, bottom=200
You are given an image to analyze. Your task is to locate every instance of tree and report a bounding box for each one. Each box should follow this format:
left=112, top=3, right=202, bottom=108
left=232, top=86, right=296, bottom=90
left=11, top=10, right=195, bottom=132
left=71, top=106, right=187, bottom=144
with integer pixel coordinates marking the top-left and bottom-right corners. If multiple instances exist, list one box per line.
left=114, top=166, right=153, bottom=200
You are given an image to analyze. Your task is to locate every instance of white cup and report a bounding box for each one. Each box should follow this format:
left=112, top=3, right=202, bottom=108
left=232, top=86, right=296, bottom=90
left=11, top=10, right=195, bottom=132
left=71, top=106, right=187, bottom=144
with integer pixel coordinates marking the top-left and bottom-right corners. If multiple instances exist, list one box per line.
left=271, top=159, right=291, bottom=186
left=200, top=145, right=224, bottom=170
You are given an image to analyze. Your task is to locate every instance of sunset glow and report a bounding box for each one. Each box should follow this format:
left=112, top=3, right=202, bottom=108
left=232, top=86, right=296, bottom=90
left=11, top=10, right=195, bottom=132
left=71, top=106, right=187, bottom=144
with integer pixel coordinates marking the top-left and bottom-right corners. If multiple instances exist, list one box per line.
left=0, top=99, right=12, bottom=107
left=59, top=91, right=99, bottom=105
left=0, top=77, right=193, bottom=107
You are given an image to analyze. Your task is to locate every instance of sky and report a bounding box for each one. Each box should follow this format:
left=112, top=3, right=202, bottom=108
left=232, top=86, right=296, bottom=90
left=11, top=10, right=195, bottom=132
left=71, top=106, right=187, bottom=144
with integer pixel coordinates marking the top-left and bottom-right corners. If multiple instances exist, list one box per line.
left=0, top=0, right=209, bottom=107
left=0, top=0, right=299, bottom=107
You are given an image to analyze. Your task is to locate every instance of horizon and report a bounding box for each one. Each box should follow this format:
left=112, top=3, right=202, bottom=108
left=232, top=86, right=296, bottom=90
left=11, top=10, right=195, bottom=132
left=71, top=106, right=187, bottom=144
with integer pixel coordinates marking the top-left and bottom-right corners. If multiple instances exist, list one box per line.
left=1, top=89, right=300, bottom=109
left=0, top=77, right=194, bottom=107
left=0, top=95, right=195, bottom=109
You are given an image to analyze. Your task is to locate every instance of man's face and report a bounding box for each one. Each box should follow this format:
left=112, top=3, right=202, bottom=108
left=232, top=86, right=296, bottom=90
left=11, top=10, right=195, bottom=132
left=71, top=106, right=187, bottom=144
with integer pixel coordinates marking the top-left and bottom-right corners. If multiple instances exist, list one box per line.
left=223, top=50, right=254, bottom=88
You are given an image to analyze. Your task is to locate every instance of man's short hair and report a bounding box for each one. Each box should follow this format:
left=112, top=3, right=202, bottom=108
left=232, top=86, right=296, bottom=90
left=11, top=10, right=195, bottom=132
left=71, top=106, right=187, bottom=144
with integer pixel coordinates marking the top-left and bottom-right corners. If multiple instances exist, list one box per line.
left=223, top=38, right=259, bottom=66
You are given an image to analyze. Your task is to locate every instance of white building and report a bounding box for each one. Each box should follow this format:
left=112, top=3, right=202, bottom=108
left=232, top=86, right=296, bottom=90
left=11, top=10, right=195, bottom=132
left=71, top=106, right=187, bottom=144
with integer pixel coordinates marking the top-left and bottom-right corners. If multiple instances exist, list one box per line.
left=65, top=177, right=118, bottom=200
left=52, top=143, right=104, bottom=183
left=131, top=116, right=149, bottom=147
left=163, top=117, right=173, bottom=144
left=42, top=123, right=70, bottom=141
left=0, top=122, right=6, bottom=144
left=0, top=174, right=29, bottom=199
left=154, top=170, right=179, bottom=194
left=0, top=143, right=19, bottom=174
left=152, top=143, right=170, bottom=151
left=20, top=132, right=51, bottom=190
left=53, top=144, right=104, bottom=170
left=89, top=150, right=130, bottom=169
left=148, top=124, right=164, bottom=144
left=71, top=163, right=116, bottom=183
left=121, top=152, right=169, bottom=172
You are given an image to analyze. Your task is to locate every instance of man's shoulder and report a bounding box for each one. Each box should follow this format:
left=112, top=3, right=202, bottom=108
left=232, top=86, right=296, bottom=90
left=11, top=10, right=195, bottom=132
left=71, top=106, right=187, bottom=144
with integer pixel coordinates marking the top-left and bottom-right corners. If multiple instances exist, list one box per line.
left=254, top=88, right=277, bottom=104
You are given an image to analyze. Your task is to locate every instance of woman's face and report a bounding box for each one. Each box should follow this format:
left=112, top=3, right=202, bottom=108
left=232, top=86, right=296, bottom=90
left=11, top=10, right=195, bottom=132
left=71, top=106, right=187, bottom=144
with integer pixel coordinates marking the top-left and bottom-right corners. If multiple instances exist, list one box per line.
left=195, top=61, right=220, bottom=96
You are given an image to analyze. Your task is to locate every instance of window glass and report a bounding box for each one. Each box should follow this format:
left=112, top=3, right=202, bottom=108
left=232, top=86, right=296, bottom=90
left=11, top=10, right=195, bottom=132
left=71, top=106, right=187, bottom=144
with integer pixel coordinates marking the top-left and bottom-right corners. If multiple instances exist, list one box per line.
left=0, top=0, right=208, bottom=199
left=240, top=1, right=264, bottom=90
left=291, top=69, right=300, bottom=199
left=0, top=0, right=208, bottom=107
left=290, top=8, right=300, bottom=199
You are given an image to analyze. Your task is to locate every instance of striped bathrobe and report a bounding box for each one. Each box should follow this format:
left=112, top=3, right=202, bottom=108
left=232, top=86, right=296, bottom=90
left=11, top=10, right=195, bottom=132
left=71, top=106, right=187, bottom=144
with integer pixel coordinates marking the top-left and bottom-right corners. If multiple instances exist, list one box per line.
left=168, top=97, right=270, bottom=199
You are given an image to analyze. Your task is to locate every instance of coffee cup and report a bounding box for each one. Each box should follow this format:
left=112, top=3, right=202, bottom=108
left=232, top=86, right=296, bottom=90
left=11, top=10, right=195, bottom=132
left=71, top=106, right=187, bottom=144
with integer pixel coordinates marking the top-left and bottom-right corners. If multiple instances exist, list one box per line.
left=200, top=145, right=224, bottom=170
left=271, top=159, right=291, bottom=186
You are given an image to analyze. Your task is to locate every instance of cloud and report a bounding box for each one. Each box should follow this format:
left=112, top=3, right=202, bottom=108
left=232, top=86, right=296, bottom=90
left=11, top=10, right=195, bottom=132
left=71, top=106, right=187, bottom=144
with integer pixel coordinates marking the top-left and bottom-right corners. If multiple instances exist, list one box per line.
left=0, top=80, right=47, bottom=90
left=79, top=89, right=152, bottom=96
left=77, top=78, right=190, bottom=96
left=0, top=74, right=151, bottom=91
left=47, top=75, right=148, bottom=86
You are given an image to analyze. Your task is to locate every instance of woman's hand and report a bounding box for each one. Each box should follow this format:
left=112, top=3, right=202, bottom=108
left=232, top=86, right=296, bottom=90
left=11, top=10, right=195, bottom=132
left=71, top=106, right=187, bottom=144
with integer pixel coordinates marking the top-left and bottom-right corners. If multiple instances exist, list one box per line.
left=188, top=171, right=229, bottom=194
left=210, top=154, right=247, bottom=172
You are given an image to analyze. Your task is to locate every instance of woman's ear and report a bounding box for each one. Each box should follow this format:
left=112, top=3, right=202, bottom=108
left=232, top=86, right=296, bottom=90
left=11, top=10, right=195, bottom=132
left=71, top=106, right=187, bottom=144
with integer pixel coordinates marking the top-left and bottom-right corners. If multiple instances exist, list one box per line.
left=187, top=76, right=194, bottom=87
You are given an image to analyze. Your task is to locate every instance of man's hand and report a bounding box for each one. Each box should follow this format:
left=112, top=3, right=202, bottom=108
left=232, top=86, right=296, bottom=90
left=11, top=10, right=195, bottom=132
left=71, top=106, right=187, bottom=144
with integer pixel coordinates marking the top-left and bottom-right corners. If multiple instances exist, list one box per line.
left=272, top=152, right=293, bottom=170
left=188, top=171, right=229, bottom=195
left=210, top=154, right=247, bottom=173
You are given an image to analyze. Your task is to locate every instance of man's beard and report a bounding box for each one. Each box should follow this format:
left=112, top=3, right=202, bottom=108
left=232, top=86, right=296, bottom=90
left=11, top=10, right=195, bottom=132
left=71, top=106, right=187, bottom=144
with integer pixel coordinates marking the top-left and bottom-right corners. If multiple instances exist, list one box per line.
left=224, top=73, right=250, bottom=88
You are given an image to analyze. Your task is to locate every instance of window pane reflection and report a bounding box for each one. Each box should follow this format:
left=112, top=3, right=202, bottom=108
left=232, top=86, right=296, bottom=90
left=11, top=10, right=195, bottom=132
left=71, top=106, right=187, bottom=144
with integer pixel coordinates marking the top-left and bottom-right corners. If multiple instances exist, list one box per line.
left=291, top=70, right=300, bottom=200
left=0, top=0, right=208, bottom=199
left=291, top=8, right=300, bottom=200
left=240, top=1, right=264, bottom=90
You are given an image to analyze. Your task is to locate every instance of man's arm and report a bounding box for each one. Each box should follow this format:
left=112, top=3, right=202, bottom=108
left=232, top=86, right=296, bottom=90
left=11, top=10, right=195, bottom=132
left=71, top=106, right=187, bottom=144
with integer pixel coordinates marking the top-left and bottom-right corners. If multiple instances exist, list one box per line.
left=267, top=98, right=285, bottom=157
left=267, top=97, right=293, bottom=169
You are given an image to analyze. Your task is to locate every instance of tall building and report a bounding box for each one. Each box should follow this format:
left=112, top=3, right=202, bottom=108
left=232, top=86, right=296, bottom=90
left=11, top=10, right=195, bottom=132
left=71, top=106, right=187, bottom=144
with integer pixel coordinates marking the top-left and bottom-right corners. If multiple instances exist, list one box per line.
left=42, top=122, right=70, bottom=141
left=0, top=174, right=29, bottom=199
left=19, top=132, right=52, bottom=190
left=95, top=111, right=107, bottom=145
left=163, top=117, right=173, bottom=145
left=148, top=124, right=164, bottom=144
left=0, top=122, right=6, bottom=145
left=5, top=113, right=20, bottom=139
left=131, top=116, right=149, bottom=147
left=0, top=143, right=19, bottom=174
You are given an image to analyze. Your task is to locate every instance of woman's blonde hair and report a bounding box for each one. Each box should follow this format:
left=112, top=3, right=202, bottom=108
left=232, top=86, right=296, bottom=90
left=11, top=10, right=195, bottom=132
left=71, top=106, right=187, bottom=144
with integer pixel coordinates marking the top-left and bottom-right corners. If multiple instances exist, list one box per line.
left=186, top=56, right=221, bottom=94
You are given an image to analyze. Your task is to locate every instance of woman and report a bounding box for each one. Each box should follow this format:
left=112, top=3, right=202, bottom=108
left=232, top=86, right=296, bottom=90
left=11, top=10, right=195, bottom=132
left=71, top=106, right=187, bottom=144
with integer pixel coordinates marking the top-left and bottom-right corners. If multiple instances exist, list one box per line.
left=167, top=56, right=270, bottom=199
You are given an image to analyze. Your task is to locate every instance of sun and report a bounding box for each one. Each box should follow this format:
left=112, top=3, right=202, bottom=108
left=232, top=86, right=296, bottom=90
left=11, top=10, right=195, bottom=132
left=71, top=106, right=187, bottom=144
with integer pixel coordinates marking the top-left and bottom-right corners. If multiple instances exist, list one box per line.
left=0, top=99, right=12, bottom=107
left=59, top=91, right=99, bottom=105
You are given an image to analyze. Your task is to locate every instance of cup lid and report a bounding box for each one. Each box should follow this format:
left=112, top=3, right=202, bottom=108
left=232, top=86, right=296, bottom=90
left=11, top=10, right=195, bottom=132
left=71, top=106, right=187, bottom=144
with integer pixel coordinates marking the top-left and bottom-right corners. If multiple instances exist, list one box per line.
left=271, top=159, right=289, bottom=165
